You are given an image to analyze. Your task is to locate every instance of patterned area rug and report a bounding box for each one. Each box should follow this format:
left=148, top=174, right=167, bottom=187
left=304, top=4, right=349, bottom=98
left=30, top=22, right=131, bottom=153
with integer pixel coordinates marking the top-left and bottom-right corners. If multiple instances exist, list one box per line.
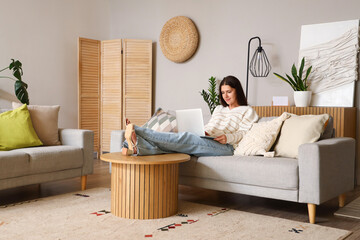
left=0, top=188, right=351, bottom=240
left=335, top=196, right=360, bottom=220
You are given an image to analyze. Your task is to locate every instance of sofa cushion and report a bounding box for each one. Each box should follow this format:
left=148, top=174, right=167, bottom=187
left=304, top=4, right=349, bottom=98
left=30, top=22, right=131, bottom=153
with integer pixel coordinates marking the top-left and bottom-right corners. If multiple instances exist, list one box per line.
left=274, top=114, right=329, bottom=158
left=142, top=108, right=178, bottom=132
left=0, top=105, right=43, bottom=151
left=5, top=146, right=83, bottom=178
left=234, top=113, right=289, bottom=157
left=0, top=151, right=30, bottom=180
left=12, top=102, right=61, bottom=146
left=259, top=115, right=334, bottom=140
left=179, top=155, right=298, bottom=190
left=319, top=116, right=334, bottom=140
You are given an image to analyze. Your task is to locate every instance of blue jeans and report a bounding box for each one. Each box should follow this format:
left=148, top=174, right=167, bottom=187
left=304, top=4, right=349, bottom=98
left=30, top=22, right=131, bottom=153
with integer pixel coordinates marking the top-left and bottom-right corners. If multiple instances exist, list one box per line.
left=123, top=125, right=234, bottom=157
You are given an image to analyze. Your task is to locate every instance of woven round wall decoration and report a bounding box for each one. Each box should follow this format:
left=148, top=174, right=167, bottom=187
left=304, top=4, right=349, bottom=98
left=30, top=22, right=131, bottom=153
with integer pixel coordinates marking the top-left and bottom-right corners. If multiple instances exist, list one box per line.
left=159, top=16, right=199, bottom=63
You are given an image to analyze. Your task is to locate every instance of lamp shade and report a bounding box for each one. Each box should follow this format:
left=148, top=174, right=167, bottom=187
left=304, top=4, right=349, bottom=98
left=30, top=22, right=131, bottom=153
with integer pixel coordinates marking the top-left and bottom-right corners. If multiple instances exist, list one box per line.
left=249, top=46, right=271, bottom=77
left=246, top=37, right=271, bottom=99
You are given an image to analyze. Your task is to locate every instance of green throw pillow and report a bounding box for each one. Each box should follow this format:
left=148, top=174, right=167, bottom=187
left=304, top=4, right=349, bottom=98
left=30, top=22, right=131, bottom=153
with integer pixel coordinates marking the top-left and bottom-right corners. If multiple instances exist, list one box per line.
left=0, top=104, right=43, bottom=151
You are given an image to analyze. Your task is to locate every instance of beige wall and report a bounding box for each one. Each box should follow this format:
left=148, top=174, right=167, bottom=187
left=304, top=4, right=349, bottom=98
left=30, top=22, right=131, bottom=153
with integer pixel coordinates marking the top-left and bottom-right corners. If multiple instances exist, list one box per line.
left=0, top=0, right=110, bottom=128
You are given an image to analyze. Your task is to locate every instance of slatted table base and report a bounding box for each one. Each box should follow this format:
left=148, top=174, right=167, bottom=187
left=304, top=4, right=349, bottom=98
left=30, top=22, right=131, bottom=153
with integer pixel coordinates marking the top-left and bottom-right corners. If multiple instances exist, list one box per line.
left=111, top=162, right=179, bottom=219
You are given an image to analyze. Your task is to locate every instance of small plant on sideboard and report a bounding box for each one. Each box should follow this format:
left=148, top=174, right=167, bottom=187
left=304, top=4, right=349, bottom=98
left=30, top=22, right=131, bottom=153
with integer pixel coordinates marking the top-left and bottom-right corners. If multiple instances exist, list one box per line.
left=273, top=57, right=313, bottom=107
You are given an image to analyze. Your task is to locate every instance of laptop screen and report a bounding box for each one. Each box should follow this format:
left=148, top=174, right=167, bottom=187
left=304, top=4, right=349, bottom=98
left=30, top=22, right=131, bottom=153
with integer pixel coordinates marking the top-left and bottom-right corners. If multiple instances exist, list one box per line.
left=175, top=108, right=205, bottom=136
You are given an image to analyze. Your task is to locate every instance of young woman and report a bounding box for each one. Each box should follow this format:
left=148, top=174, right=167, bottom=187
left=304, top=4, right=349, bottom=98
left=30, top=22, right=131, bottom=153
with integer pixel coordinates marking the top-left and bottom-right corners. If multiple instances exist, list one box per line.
left=122, top=75, right=258, bottom=156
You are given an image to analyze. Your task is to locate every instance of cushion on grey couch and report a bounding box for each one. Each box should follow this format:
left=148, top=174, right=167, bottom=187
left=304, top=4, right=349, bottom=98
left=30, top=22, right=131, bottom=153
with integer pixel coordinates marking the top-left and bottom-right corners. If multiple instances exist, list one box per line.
left=258, top=115, right=334, bottom=140
left=0, top=151, right=29, bottom=180
left=179, top=155, right=298, bottom=190
left=11, top=145, right=83, bottom=176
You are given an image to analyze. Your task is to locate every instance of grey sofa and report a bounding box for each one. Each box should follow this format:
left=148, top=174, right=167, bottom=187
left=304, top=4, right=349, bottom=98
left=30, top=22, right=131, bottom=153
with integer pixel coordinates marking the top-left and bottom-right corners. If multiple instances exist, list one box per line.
left=110, top=117, right=355, bottom=224
left=0, top=128, right=94, bottom=191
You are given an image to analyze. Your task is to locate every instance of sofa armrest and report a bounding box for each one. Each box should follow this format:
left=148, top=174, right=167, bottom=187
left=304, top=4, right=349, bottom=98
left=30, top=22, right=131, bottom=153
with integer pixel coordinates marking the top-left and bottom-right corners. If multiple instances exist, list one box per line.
left=298, top=137, right=355, bottom=205
left=59, top=129, right=94, bottom=175
left=110, top=130, right=125, bottom=153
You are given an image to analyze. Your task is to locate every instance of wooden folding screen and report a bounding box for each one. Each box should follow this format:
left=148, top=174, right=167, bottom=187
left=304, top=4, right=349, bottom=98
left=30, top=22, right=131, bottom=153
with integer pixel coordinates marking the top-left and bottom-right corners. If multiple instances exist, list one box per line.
left=78, top=38, right=101, bottom=152
left=79, top=38, right=152, bottom=154
left=123, top=39, right=152, bottom=127
left=101, top=40, right=123, bottom=152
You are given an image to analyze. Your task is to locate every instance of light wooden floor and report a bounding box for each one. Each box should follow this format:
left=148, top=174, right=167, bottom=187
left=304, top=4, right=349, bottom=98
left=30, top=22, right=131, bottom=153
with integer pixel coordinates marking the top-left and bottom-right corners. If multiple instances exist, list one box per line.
left=1, top=159, right=360, bottom=239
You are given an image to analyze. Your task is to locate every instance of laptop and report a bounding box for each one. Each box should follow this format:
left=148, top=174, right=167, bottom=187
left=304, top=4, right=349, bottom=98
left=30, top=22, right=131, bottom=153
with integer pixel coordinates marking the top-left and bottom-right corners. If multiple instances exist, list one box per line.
left=175, top=108, right=214, bottom=139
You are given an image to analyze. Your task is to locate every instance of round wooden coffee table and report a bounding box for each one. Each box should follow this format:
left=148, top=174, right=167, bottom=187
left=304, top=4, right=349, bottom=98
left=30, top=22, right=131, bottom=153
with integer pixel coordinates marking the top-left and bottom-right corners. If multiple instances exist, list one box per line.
left=100, top=153, right=190, bottom=219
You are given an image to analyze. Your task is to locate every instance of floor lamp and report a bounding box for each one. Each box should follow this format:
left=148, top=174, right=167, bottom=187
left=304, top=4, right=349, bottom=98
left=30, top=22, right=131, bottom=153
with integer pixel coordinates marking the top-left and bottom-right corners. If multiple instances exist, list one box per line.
left=245, top=36, right=271, bottom=100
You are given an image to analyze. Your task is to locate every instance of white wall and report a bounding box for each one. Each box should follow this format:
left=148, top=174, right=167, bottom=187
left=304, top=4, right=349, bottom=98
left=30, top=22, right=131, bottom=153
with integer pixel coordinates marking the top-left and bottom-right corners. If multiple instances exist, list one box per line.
left=109, top=0, right=360, bottom=119
left=0, top=0, right=110, bottom=128
left=1, top=0, right=359, bottom=126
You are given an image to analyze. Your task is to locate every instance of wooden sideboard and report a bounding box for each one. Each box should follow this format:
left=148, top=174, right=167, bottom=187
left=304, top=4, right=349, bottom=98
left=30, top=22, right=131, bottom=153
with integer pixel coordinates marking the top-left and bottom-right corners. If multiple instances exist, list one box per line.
left=253, top=106, right=357, bottom=139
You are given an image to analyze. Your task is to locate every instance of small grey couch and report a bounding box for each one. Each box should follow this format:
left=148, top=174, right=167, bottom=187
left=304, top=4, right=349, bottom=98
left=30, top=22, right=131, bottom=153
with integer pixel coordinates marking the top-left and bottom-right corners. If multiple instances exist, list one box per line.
left=0, top=109, right=94, bottom=191
left=110, top=117, right=355, bottom=224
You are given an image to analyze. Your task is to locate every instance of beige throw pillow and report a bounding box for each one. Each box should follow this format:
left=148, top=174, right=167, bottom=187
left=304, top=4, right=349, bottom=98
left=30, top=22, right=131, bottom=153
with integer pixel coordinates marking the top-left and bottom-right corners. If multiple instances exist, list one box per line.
left=12, top=102, right=61, bottom=146
left=234, top=112, right=290, bottom=157
left=274, top=114, right=330, bottom=158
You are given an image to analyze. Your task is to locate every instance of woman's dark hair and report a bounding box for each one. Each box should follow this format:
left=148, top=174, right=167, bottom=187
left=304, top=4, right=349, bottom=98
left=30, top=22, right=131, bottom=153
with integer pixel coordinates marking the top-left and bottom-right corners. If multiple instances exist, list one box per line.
left=219, top=75, right=248, bottom=107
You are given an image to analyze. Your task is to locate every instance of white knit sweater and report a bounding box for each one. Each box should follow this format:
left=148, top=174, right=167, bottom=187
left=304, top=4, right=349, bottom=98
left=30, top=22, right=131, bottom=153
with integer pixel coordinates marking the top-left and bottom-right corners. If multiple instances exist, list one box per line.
left=204, top=105, right=259, bottom=147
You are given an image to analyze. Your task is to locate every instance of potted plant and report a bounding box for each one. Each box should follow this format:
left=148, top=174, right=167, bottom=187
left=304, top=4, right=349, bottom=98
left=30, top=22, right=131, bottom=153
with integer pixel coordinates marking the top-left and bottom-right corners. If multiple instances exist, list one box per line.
left=0, top=59, right=29, bottom=105
left=200, top=76, right=220, bottom=114
left=273, top=57, right=312, bottom=107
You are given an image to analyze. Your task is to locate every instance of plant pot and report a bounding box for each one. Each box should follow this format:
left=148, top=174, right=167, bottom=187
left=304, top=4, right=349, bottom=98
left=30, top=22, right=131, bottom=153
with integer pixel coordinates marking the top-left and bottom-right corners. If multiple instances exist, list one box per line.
left=294, top=91, right=312, bottom=107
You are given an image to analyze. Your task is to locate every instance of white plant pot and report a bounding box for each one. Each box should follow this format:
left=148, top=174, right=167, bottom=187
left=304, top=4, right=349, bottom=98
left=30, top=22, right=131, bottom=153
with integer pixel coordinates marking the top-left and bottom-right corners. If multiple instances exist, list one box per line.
left=294, top=91, right=312, bottom=107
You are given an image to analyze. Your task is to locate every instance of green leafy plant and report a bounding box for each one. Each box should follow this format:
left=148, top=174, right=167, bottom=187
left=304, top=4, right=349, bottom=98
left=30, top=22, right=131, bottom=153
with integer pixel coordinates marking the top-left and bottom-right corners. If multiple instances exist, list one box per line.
left=0, top=59, right=29, bottom=104
left=200, top=76, right=220, bottom=114
left=273, top=57, right=312, bottom=91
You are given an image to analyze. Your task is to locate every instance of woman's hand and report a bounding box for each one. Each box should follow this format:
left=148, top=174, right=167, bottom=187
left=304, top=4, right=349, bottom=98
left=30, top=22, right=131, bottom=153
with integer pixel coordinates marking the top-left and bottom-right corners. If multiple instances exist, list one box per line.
left=214, top=135, right=227, bottom=144
left=205, top=131, right=209, bottom=136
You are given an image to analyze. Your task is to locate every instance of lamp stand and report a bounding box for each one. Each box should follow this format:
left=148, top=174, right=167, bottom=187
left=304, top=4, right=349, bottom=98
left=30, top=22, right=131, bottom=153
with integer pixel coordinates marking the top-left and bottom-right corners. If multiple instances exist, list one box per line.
left=246, top=36, right=261, bottom=100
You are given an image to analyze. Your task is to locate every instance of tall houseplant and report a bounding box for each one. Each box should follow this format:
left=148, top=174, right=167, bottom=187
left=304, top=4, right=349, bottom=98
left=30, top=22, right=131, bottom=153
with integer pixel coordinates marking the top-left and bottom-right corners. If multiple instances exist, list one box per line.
left=200, top=76, right=220, bottom=114
left=273, top=57, right=312, bottom=107
left=0, top=59, right=29, bottom=105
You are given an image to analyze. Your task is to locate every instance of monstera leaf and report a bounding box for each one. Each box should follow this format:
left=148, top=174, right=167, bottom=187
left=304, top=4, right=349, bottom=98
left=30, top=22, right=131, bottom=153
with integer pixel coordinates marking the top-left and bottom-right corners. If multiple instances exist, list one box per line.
left=10, top=59, right=29, bottom=105
left=9, top=59, right=23, bottom=81
left=1, top=59, right=30, bottom=104
left=14, top=80, right=29, bottom=105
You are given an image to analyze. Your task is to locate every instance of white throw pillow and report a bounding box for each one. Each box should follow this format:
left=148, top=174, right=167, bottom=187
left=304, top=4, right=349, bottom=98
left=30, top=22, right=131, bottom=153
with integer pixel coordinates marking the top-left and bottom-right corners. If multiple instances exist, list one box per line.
left=234, top=112, right=290, bottom=157
left=12, top=102, right=61, bottom=146
left=274, top=114, right=330, bottom=158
